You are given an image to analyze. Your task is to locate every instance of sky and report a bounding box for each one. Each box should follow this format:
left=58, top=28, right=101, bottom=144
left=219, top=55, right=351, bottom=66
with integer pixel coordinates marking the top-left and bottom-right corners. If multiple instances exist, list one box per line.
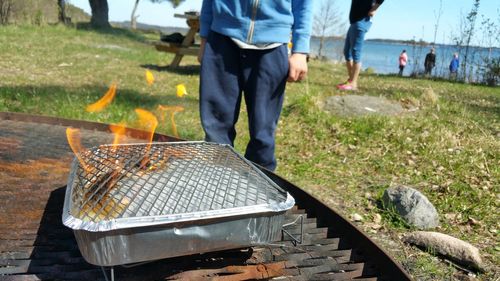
left=68, top=0, right=500, bottom=46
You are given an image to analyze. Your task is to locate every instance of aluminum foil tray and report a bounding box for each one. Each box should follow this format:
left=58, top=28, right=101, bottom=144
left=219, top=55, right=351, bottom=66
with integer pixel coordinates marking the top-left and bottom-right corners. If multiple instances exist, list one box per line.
left=62, top=141, right=294, bottom=266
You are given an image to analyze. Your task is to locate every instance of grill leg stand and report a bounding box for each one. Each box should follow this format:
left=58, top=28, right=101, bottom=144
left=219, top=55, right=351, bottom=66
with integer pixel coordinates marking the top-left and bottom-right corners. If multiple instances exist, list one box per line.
left=282, top=215, right=304, bottom=246
left=100, top=266, right=114, bottom=281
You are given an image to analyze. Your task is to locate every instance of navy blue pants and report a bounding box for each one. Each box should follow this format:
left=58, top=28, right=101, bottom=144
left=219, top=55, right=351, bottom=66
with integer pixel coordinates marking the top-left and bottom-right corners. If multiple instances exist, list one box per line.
left=200, top=32, right=289, bottom=171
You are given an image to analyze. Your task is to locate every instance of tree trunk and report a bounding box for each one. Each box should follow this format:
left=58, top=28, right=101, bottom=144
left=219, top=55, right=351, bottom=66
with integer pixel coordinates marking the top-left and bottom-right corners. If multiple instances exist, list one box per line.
left=460, top=0, right=480, bottom=82
left=58, top=0, right=68, bottom=24
left=0, top=0, right=12, bottom=25
left=318, top=37, right=324, bottom=58
left=130, top=0, right=140, bottom=30
left=89, top=0, right=110, bottom=28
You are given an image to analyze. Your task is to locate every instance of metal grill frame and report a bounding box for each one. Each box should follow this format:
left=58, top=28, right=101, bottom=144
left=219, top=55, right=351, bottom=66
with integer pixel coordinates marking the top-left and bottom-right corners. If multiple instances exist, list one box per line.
left=2, top=112, right=413, bottom=279
left=63, top=141, right=295, bottom=232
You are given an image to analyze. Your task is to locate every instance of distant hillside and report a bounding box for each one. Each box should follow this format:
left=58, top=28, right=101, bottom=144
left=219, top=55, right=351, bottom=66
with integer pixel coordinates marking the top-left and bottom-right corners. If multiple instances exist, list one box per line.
left=311, top=35, right=345, bottom=40
left=367, top=38, right=430, bottom=46
left=6, top=0, right=89, bottom=24
left=112, top=21, right=189, bottom=35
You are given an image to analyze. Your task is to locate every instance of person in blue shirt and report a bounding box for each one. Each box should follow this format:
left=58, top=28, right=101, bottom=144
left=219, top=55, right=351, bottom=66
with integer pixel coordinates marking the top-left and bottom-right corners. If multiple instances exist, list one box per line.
left=198, top=0, right=313, bottom=171
left=449, top=53, right=459, bottom=80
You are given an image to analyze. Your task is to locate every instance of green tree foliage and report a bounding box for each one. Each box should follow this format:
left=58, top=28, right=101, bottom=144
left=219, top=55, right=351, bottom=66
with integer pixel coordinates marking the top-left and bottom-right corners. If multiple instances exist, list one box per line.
left=167, top=0, right=185, bottom=8
left=479, top=13, right=500, bottom=86
left=149, top=0, right=186, bottom=8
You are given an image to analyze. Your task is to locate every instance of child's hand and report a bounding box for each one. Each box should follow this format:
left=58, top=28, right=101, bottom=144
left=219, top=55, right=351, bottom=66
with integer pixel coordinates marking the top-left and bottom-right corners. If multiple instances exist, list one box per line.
left=288, top=53, right=308, bottom=82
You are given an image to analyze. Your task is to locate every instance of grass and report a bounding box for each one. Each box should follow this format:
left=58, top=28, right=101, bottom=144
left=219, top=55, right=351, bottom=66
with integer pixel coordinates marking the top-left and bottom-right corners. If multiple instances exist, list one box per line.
left=1, top=24, right=499, bottom=280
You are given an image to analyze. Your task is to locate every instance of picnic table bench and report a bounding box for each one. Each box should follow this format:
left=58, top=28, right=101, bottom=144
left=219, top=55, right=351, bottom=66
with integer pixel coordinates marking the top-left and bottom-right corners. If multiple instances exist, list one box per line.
left=153, top=12, right=200, bottom=67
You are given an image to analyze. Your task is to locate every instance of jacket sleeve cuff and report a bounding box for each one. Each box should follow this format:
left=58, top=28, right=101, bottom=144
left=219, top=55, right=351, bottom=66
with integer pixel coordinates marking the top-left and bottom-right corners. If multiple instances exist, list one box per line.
left=199, top=20, right=211, bottom=38
left=292, top=33, right=310, bottom=54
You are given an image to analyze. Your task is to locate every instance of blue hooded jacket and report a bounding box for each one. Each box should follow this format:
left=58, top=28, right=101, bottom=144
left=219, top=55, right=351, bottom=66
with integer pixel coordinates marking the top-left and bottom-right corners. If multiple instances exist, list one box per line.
left=200, top=0, right=313, bottom=54
left=449, top=57, right=459, bottom=73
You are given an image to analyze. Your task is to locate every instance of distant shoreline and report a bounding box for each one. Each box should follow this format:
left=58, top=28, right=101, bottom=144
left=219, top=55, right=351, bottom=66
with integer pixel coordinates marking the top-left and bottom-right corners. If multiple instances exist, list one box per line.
left=113, top=21, right=500, bottom=50
left=310, top=36, right=500, bottom=50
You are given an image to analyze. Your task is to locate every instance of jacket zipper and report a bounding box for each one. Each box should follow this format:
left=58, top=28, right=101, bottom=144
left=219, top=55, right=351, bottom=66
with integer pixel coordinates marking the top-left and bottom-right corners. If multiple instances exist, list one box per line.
left=247, top=0, right=259, bottom=43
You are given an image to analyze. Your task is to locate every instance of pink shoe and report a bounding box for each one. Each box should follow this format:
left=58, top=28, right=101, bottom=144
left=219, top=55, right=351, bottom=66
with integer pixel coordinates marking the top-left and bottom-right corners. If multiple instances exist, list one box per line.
left=337, top=83, right=357, bottom=91
left=336, top=79, right=352, bottom=88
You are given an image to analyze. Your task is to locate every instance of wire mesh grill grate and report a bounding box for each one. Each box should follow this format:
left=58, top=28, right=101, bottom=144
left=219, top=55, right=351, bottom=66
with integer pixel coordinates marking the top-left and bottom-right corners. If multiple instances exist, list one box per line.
left=69, top=142, right=287, bottom=222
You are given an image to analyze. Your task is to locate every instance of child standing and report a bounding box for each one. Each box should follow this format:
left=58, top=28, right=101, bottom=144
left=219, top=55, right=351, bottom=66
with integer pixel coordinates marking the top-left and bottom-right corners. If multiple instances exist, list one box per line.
left=198, top=1, right=313, bottom=171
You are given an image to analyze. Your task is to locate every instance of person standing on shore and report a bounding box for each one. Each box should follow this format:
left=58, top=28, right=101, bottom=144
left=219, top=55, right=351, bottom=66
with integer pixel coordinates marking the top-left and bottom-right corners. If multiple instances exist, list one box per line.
left=337, top=0, right=384, bottom=91
left=424, top=47, right=436, bottom=76
left=198, top=0, right=313, bottom=171
left=449, top=52, right=459, bottom=80
left=398, top=49, right=408, bottom=76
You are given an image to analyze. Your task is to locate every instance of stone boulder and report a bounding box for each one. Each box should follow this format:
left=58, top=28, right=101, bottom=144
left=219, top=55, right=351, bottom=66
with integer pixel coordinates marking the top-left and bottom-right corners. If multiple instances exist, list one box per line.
left=382, top=185, right=439, bottom=229
left=403, top=231, right=484, bottom=271
left=323, top=95, right=406, bottom=117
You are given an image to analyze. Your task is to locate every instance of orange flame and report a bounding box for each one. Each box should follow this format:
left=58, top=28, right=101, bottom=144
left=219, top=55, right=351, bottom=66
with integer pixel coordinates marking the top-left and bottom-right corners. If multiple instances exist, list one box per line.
left=157, top=105, right=184, bottom=138
left=86, top=83, right=118, bottom=113
left=109, top=122, right=127, bottom=146
left=145, top=70, right=154, bottom=86
left=66, top=127, right=92, bottom=172
left=135, top=108, right=158, bottom=142
left=134, top=108, right=158, bottom=167
left=176, top=83, right=188, bottom=98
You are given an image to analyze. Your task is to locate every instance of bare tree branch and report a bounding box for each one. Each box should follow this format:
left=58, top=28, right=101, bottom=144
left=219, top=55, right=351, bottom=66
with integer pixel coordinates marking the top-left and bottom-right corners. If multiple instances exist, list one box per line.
left=313, top=0, right=345, bottom=58
left=432, top=0, right=443, bottom=45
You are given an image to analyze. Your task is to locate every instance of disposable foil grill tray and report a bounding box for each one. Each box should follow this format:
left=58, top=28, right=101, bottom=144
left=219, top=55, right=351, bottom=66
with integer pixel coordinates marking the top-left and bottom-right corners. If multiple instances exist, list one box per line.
left=63, top=141, right=294, bottom=232
left=62, top=141, right=294, bottom=265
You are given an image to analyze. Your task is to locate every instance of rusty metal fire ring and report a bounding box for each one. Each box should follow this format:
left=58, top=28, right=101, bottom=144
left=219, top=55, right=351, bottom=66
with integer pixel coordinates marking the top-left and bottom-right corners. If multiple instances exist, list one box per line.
left=0, top=112, right=412, bottom=281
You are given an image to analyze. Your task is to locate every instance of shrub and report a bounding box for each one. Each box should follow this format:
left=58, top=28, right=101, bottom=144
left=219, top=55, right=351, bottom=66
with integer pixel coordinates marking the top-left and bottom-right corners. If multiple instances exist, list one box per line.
left=33, top=9, right=44, bottom=26
left=481, top=57, right=500, bottom=87
left=364, top=67, right=376, bottom=74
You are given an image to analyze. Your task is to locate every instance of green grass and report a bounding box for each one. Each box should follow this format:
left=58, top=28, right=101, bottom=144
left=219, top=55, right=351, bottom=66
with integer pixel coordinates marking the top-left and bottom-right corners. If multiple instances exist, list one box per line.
left=1, top=25, right=499, bottom=280
left=0, top=25, right=202, bottom=138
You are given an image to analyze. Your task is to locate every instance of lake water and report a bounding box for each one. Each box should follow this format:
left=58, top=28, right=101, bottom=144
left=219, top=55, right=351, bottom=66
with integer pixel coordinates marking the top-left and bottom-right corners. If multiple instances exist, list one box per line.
left=310, top=38, right=500, bottom=81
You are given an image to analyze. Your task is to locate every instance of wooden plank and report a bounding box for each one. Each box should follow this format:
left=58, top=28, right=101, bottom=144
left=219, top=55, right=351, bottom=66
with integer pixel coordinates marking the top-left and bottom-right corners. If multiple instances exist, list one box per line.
left=174, top=13, right=199, bottom=20
left=153, top=43, right=200, bottom=56
left=154, top=43, right=180, bottom=53
left=152, top=12, right=200, bottom=67
left=170, top=18, right=200, bottom=67
left=178, top=47, right=200, bottom=56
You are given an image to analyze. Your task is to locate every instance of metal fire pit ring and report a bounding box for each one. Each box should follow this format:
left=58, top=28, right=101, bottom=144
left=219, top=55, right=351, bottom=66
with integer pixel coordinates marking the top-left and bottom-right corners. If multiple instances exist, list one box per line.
left=0, top=112, right=413, bottom=281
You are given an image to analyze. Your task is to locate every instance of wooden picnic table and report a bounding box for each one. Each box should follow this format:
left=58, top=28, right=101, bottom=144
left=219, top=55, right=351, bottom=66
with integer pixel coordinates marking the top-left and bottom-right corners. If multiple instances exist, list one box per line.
left=153, top=13, right=200, bottom=67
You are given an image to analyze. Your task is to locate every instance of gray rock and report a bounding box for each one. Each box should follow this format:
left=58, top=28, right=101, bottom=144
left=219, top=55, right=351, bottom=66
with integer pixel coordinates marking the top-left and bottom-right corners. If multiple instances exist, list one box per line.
left=382, top=186, right=439, bottom=229
left=95, top=44, right=131, bottom=51
left=403, top=231, right=484, bottom=271
left=323, top=95, right=407, bottom=117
